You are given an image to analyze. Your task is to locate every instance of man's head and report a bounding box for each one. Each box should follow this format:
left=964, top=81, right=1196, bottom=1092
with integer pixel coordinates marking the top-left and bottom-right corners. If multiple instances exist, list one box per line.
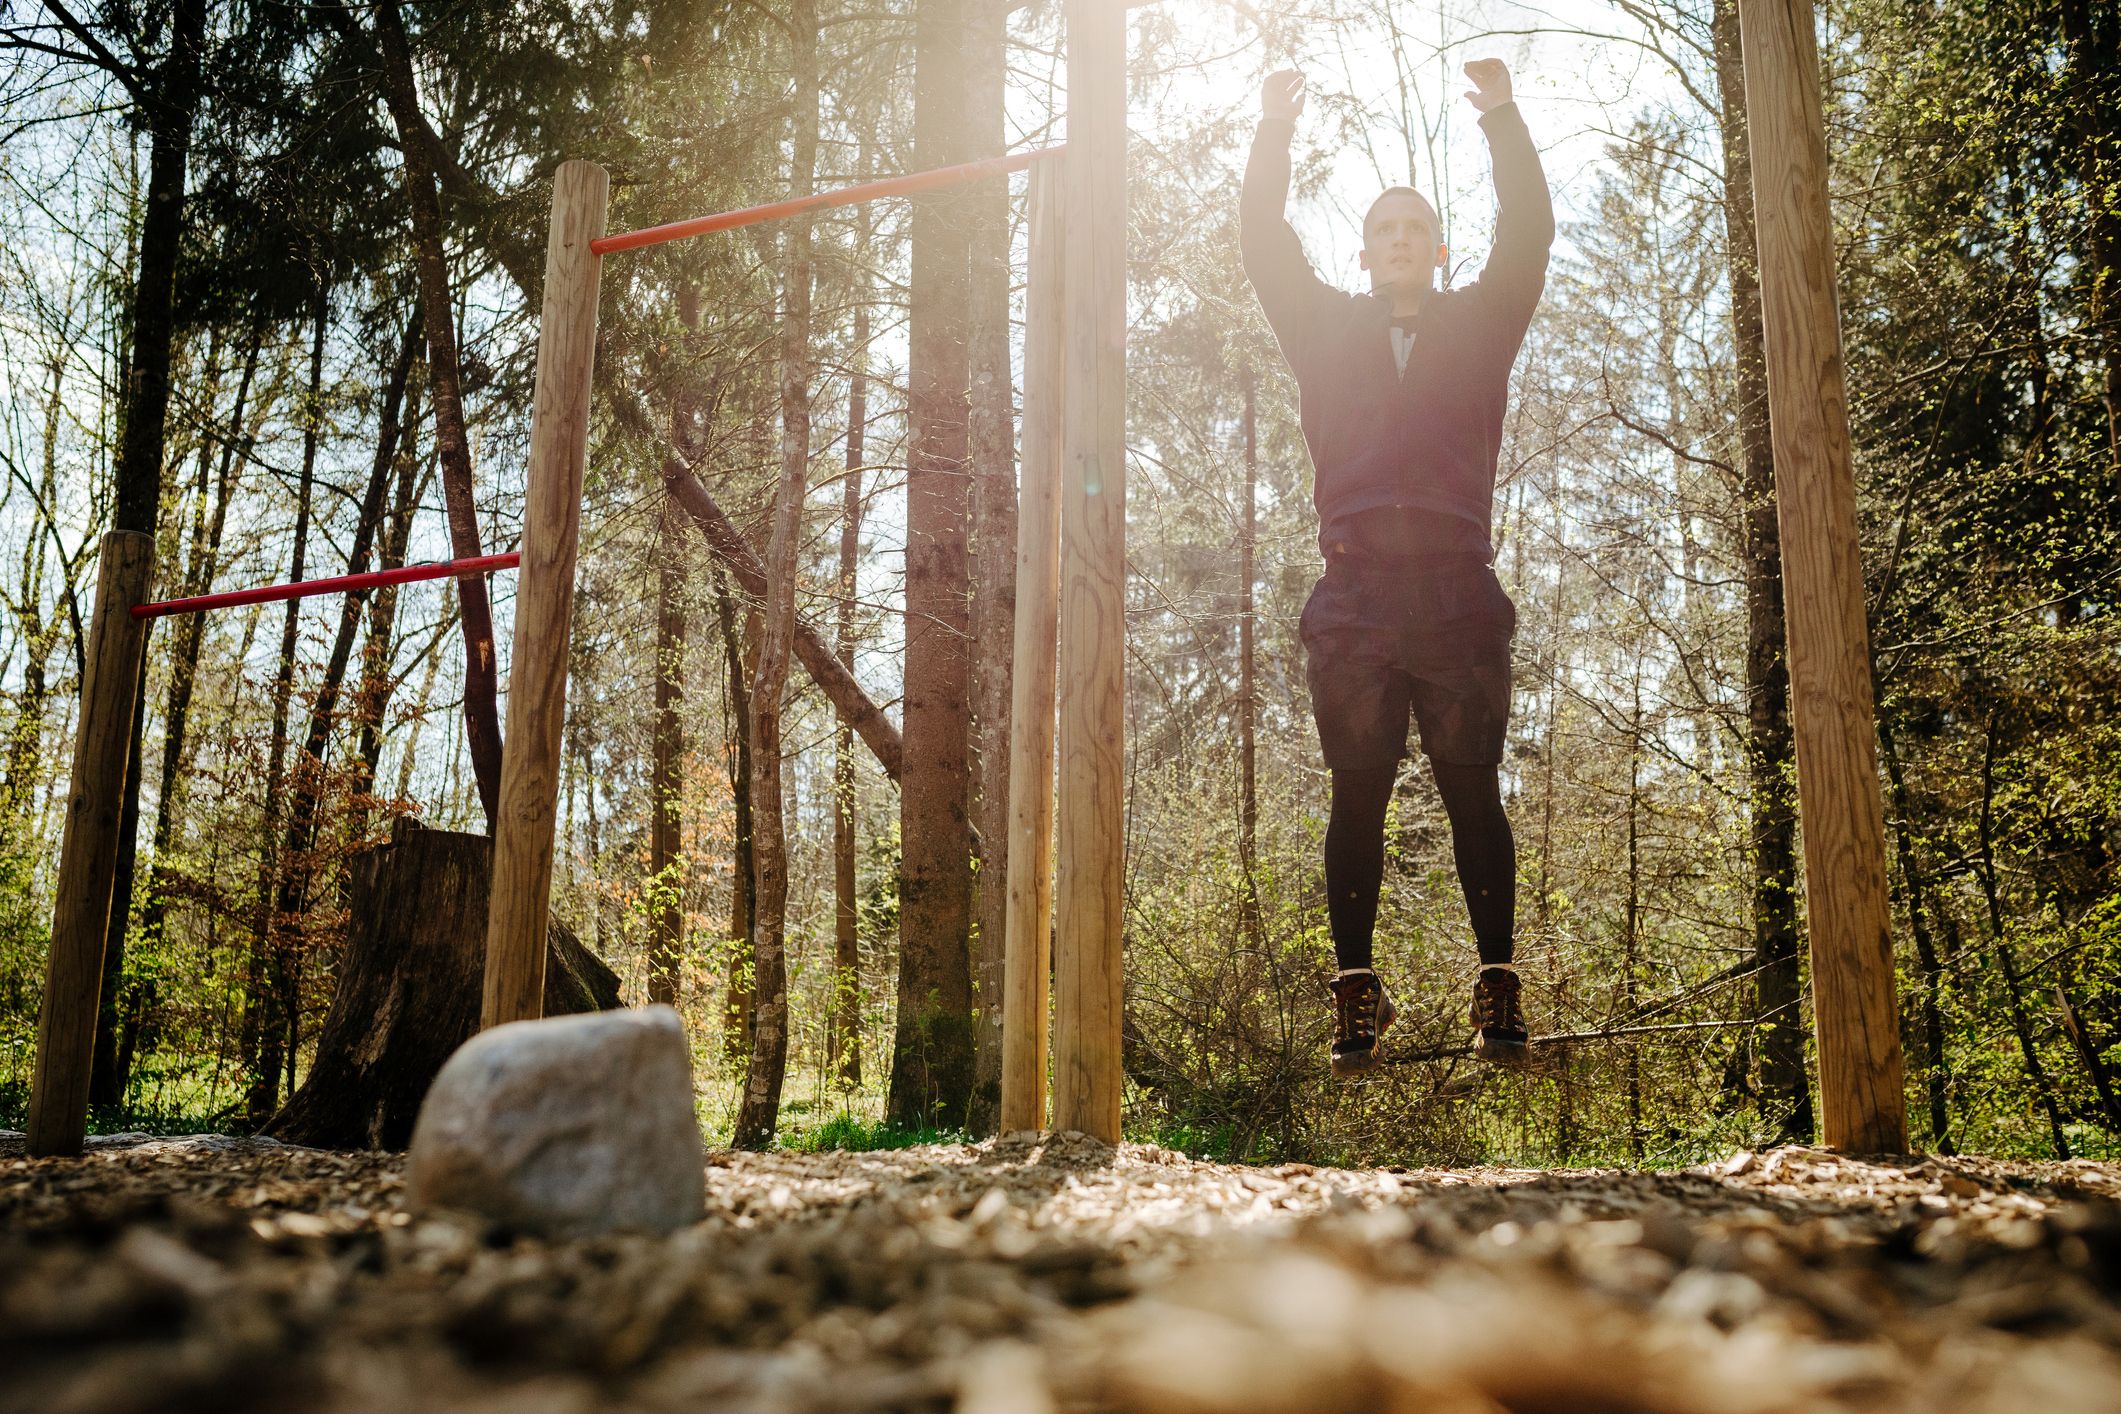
left=1359, top=187, right=1444, bottom=297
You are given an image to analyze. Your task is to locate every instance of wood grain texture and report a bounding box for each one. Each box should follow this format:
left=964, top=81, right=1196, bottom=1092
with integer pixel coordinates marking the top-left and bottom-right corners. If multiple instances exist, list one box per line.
left=888, top=0, right=980, bottom=1128
left=1001, top=162, right=1065, bottom=1134
left=1053, top=0, right=1126, bottom=1143
left=267, top=822, right=619, bottom=1149
left=483, top=159, right=608, bottom=1031
left=29, top=530, right=155, bottom=1156
left=1738, top=0, right=1907, bottom=1153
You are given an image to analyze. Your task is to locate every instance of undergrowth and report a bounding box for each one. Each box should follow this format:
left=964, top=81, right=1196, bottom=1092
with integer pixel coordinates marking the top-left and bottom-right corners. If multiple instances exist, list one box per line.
left=776, top=1110, right=967, bottom=1153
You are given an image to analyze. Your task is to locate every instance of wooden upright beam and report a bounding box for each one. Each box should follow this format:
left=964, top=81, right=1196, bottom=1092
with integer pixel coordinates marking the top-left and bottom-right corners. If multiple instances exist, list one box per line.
left=483, top=159, right=609, bottom=1030
left=1053, top=0, right=1127, bottom=1142
left=29, top=529, right=155, bottom=1156
left=1001, top=161, right=1065, bottom=1133
left=1738, top=0, right=1906, bottom=1152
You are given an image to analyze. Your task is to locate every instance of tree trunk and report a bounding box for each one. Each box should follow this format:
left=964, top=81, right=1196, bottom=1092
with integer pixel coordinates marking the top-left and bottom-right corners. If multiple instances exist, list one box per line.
left=285, top=328, right=415, bottom=765
left=396, top=627, right=447, bottom=804
left=79, top=0, right=207, bottom=1121
left=1976, top=721, right=2071, bottom=1158
left=2059, top=0, right=2120, bottom=457
left=1878, top=716, right=1953, bottom=1152
left=965, top=0, right=1016, bottom=1136
left=264, top=821, right=619, bottom=1149
left=102, top=331, right=257, bottom=1106
left=244, top=301, right=327, bottom=1127
left=1239, top=372, right=1260, bottom=942
left=647, top=284, right=703, bottom=1012
left=373, top=0, right=504, bottom=824
left=1624, top=668, right=1644, bottom=1164
left=0, top=348, right=78, bottom=814
left=891, top=0, right=978, bottom=1132
left=831, top=212, right=871, bottom=1088
left=647, top=500, right=687, bottom=1007
left=93, top=659, right=149, bottom=1112
left=112, top=0, right=206, bottom=536
left=733, top=0, right=818, bottom=1150
left=712, top=568, right=757, bottom=1063
left=1713, top=0, right=1807, bottom=1141
left=2056, top=978, right=2121, bottom=1137
left=259, top=311, right=420, bottom=1113
left=352, top=318, right=427, bottom=805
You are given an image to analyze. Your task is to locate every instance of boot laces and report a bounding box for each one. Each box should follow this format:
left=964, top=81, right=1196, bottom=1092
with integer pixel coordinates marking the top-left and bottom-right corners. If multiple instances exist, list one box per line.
left=1333, top=974, right=1383, bottom=1046
left=1472, top=968, right=1524, bottom=1033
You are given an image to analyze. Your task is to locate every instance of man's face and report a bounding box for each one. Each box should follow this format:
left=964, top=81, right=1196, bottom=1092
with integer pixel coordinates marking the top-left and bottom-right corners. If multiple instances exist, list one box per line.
left=1360, top=192, right=1441, bottom=294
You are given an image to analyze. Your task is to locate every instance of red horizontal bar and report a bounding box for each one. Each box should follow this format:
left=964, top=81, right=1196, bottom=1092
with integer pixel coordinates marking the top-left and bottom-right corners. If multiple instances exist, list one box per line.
left=132, top=553, right=520, bottom=620
left=592, top=144, right=1066, bottom=256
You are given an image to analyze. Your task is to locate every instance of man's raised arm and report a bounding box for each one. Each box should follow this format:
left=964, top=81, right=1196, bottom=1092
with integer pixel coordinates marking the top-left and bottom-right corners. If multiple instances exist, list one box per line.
left=1463, top=59, right=1555, bottom=327
left=1242, top=69, right=1337, bottom=358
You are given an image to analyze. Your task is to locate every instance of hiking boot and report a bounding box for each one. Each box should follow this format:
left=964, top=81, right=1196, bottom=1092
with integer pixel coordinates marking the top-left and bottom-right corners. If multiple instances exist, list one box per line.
left=1471, top=965, right=1528, bottom=1062
left=1330, top=970, right=1397, bottom=1076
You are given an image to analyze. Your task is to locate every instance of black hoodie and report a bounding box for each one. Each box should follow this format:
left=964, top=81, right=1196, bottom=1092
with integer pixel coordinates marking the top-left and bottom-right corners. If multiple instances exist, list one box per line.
left=1240, top=101, right=1554, bottom=559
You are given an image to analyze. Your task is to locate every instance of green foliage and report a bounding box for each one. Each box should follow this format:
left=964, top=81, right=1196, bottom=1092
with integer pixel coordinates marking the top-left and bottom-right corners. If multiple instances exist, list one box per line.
left=777, top=1110, right=966, bottom=1154
left=0, top=840, right=49, bottom=1122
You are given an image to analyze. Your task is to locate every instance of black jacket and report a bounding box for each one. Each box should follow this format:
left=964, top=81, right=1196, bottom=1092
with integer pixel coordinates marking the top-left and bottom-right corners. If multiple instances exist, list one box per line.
left=1240, top=102, right=1554, bottom=556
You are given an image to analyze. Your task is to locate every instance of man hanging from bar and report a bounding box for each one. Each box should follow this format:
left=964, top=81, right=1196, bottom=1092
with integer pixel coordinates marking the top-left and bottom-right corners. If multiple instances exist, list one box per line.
left=1240, top=58, right=1553, bottom=1074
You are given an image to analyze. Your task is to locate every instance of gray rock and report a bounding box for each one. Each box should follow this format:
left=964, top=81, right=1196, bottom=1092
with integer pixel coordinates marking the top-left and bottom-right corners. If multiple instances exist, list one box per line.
left=406, top=1005, right=704, bottom=1236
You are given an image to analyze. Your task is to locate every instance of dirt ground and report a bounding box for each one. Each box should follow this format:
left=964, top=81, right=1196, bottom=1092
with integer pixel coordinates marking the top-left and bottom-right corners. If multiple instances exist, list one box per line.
left=3, top=1130, right=2119, bottom=1413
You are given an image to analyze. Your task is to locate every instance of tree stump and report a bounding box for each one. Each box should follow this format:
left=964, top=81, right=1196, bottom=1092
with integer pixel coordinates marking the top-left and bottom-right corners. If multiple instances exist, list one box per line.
left=266, top=819, right=622, bottom=1150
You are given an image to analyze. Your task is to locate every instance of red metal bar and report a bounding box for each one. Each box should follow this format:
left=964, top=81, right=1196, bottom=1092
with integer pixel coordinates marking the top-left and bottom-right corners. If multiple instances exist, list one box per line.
left=591, top=144, right=1066, bottom=256
left=131, top=553, right=520, bottom=620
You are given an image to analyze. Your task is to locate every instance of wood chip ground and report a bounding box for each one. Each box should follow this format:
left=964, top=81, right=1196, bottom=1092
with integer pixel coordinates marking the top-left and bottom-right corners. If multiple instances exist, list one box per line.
left=3, top=1130, right=2118, bottom=1412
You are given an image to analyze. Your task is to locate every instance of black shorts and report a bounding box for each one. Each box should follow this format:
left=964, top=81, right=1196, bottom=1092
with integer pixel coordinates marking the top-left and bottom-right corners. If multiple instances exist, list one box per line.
left=1300, top=551, right=1517, bottom=769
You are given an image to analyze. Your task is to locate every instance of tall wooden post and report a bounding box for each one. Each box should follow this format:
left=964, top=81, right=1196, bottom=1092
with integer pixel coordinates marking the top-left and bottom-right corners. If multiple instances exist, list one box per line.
left=483, top=159, right=609, bottom=1030
left=646, top=500, right=686, bottom=1008
left=1054, top=0, right=1126, bottom=1142
left=1738, top=0, right=1906, bottom=1152
left=29, top=530, right=155, bottom=1156
left=1001, top=161, right=1065, bottom=1133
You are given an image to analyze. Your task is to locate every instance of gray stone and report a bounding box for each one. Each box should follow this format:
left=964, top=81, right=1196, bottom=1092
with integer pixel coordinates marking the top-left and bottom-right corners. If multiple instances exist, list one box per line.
left=406, top=1005, right=704, bottom=1236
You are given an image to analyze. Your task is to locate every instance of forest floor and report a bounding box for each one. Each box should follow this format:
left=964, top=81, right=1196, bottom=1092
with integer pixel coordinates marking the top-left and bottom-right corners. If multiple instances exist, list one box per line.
left=3, top=1131, right=2119, bottom=1413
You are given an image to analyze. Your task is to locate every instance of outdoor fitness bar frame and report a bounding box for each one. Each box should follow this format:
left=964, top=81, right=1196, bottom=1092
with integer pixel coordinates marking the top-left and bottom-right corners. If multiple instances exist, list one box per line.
left=482, top=140, right=1096, bottom=1085
left=474, top=137, right=1093, bottom=1137
left=31, top=0, right=1901, bottom=1159
left=25, top=130, right=1084, bottom=1156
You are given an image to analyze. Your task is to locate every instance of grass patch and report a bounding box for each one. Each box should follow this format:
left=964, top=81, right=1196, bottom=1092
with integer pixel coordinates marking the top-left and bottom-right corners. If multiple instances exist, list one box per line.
left=778, top=1110, right=966, bottom=1153
left=1133, top=1116, right=1247, bottom=1163
left=0, top=1078, right=253, bottom=1138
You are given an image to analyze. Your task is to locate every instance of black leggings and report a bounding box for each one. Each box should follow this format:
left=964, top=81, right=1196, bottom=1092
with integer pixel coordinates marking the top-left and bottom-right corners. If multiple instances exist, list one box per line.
left=1324, top=762, right=1515, bottom=972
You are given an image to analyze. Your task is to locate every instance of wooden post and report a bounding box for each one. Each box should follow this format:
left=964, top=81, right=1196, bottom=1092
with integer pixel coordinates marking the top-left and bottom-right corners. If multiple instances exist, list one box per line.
left=29, top=530, right=155, bottom=1156
left=483, top=159, right=609, bottom=1030
left=1053, top=0, right=1126, bottom=1142
left=1738, top=0, right=1907, bottom=1152
left=1001, top=161, right=1065, bottom=1133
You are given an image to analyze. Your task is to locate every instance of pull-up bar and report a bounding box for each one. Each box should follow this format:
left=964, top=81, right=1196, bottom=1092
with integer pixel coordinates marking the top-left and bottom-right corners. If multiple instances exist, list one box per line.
left=479, top=142, right=1082, bottom=1037
left=131, top=553, right=520, bottom=620
left=590, top=145, right=1066, bottom=256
